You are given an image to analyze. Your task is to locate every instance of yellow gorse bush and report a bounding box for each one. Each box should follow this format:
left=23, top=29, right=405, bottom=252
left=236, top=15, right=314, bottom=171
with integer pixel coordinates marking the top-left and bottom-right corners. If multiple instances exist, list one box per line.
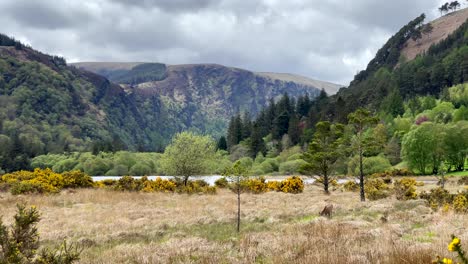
left=394, top=178, right=418, bottom=200
left=434, top=235, right=467, bottom=264
left=343, top=181, right=359, bottom=192
left=142, top=177, right=177, bottom=192
left=1, top=168, right=93, bottom=194
left=365, top=178, right=391, bottom=201
left=280, top=176, right=304, bottom=193
left=238, top=176, right=304, bottom=194
left=453, top=194, right=468, bottom=213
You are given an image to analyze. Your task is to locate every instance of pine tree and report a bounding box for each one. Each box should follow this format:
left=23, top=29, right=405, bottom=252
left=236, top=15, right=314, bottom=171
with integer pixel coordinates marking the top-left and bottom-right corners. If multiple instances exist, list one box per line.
left=288, top=114, right=300, bottom=145
left=227, top=116, right=238, bottom=150
left=217, top=136, right=228, bottom=151
left=241, top=112, right=252, bottom=140
left=347, top=108, right=379, bottom=202
left=250, top=123, right=266, bottom=157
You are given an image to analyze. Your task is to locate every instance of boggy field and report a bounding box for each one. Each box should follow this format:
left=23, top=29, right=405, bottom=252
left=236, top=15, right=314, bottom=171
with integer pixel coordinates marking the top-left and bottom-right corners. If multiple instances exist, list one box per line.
left=0, top=178, right=467, bottom=264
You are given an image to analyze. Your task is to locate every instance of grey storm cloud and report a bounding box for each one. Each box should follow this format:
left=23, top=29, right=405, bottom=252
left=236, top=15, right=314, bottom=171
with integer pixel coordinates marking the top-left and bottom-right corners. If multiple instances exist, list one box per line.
left=0, top=0, right=453, bottom=85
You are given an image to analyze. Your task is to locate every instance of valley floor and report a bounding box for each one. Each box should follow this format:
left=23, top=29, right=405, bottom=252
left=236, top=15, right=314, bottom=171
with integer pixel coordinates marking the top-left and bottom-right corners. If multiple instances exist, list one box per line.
left=0, top=179, right=467, bottom=264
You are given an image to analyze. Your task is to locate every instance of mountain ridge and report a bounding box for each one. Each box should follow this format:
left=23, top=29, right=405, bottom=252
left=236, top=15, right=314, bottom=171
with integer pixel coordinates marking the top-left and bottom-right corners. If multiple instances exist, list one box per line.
left=72, top=61, right=343, bottom=95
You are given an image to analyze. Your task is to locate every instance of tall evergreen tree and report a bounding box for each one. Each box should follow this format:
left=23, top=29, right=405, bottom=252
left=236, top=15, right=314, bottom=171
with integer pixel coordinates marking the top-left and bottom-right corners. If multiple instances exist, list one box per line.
left=250, top=123, right=266, bottom=157
left=287, top=114, right=301, bottom=145
left=217, top=136, right=228, bottom=151
left=300, top=121, right=344, bottom=194
left=241, top=112, right=253, bottom=140
left=347, top=108, right=379, bottom=202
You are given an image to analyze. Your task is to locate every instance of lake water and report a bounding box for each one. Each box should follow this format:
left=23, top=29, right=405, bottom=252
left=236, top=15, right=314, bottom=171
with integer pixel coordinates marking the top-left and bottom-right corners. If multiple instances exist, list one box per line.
left=91, top=175, right=354, bottom=186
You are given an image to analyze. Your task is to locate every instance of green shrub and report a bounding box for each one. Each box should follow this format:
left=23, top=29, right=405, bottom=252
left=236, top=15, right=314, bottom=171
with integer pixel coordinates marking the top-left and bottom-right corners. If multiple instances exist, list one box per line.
left=214, top=177, right=229, bottom=188
left=128, top=163, right=151, bottom=176
left=348, top=156, right=392, bottom=176
left=0, top=204, right=81, bottom=263
left=279, top=159, right=307, bottom=175
left=286, top=153, right=303, bottom=161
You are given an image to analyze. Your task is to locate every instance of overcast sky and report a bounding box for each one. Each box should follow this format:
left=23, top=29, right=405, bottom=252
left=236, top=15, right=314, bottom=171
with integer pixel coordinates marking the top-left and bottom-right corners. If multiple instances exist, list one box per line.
left=0, top=0, right=460, bottom=85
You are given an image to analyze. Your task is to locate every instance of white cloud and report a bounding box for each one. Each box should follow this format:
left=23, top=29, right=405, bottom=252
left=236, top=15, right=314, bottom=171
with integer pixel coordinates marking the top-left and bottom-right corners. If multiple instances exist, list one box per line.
left=0, top=0, right=443, bottom=85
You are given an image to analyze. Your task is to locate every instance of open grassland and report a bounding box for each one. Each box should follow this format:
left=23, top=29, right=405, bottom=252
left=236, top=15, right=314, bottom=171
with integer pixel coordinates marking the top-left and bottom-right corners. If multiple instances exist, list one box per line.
left=0, top=177, right=467, bottom=264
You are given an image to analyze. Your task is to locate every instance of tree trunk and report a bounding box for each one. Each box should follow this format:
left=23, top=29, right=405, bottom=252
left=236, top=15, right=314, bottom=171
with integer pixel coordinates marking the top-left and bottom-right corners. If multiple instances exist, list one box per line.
left=237, top=177, right=241, bottom=233
left=359, top=150, right=365, bottom=202
left=184, top=176, right=189, bottom=186
left=324, top=171, right=329, bottom=194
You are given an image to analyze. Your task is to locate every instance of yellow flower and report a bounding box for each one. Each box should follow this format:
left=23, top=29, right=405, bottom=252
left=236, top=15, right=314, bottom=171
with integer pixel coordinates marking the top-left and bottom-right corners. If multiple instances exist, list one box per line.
left=442, top=258, right=452, bottom=264
left=448, top=237, right=461, bottom=251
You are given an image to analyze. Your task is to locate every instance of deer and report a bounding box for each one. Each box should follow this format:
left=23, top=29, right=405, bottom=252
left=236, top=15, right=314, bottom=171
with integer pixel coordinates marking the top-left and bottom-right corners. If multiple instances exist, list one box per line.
left=319, top=204, right=333, bottom=218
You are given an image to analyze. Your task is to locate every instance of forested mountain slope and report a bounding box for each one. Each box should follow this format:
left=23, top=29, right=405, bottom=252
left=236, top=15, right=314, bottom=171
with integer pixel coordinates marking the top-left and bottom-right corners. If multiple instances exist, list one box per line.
left=74, top=62, right=342, bottom=137
left=0, top=35, right=173, bottom=171
left=318, top=10, right=468, bottom=122
left=0, top=34, right=341, bottom=172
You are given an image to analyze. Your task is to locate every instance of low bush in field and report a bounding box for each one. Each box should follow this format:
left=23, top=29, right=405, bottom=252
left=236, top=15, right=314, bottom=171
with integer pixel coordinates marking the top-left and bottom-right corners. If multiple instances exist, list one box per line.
left=365, top=178, right=391, bottom=201
left=214, top=177, right=229, bottom=188
left=394, top=178, right=420, bottom=200
left=279, top=176, right=304, bottom=193
left=1, top=168, right=93, bottom=195
left=452, top=193, right=468, bottom=213
left=343, top=181, right=359, bottom=192
left=110, top=176, right=215, bottom=194
left=458, top=176, right=468, bottom=185
left=420, top=187, right=454, bottom=210
left=267, top=180, right=281, bottom=191
left=143, top=177, right=176, bottom=192
left=0, top=204, right=82, bottom=263
left=237, top=176, right=304, bottom=194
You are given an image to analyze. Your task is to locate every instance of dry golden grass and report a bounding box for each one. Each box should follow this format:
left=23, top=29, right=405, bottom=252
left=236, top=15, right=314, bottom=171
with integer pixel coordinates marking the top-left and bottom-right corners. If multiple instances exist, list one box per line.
left=0, top=179, right=467, bottom=264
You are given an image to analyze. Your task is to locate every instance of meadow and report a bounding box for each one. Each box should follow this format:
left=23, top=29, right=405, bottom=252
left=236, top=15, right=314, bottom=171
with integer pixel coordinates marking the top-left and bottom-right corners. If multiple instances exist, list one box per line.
left=0, top=176, right=467, bottom=264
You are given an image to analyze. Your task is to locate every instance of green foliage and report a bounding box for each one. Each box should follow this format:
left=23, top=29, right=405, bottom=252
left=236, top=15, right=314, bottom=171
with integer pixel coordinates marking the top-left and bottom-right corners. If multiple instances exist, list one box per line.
left=279, top=159, right=307, bottom=175
left=214, top=177, right=229, bottom=188
left=448, top=83, right=468, bottom=107
left=300, top=121, right=345, bottom=193
left=105, top=63, right=167, bottom=84
left=160, top=132, right=216, bottom=184
left=0, top=204, right=81, bottom=264
left=402, top=122, right=446, bottom=174
left=347, top=155, right=392, bottom=176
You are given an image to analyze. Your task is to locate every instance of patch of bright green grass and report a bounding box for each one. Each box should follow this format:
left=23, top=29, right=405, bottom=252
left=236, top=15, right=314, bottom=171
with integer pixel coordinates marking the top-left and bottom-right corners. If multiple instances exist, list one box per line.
left=446, top=171, right=468, bottom=177
left=294, top=214, right=318, bottom=222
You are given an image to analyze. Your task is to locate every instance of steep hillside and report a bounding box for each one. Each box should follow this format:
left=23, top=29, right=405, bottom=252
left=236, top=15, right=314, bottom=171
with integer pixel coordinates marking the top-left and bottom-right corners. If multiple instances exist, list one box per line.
left=74, top=62, right=342, bottom=138
left=0, top=35, right=175, bottom=171
left=401, top=8, right=468, bottom=61
left=74, top=62, right=342, bottom=96
left=318, top=11, right=468, bottom=123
